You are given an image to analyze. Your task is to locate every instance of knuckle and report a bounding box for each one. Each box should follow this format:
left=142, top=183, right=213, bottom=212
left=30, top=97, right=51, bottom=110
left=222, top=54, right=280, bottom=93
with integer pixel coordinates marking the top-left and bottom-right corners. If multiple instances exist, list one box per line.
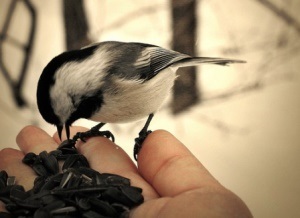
left=0, top=148, right=21, bottom=165
left=17, top=125, right=37, bottom=137
left=0, top=147, right=16, bottom=156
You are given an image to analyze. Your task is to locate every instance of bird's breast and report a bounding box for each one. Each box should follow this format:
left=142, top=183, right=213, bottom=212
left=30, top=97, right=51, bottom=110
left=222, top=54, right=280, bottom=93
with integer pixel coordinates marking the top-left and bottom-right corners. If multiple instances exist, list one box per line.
left=91, top=68, right=176, bottom=123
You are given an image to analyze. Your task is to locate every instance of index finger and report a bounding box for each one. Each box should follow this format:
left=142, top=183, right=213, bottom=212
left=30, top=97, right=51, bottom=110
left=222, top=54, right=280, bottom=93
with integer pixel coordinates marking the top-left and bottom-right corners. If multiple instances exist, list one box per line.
left=137, top=130, right=221, bottom=197
left=16, top=125, right=58, bottom=154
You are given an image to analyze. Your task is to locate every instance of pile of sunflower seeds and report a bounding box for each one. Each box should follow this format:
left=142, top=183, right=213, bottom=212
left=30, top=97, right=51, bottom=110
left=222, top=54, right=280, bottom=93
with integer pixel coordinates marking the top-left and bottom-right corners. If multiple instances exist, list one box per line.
left=0, top=140, right=144, bottom=218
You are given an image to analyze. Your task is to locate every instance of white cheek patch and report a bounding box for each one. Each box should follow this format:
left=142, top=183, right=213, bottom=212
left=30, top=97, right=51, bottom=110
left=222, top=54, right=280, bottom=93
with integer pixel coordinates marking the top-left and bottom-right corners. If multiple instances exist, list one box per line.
left=50, top=47, right=111, bottom=124
left=50, top=87, right=74, bottom=124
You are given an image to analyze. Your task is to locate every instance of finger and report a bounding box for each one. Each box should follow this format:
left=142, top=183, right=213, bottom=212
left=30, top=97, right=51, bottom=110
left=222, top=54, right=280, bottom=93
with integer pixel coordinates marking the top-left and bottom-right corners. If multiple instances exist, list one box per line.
left=137, top=130, right=221, bottom=197
left=0, top=148, right=35, bottom=191
left=59, top=126, right=160, bottom=200
left=16, top=125, right=58, bottom=154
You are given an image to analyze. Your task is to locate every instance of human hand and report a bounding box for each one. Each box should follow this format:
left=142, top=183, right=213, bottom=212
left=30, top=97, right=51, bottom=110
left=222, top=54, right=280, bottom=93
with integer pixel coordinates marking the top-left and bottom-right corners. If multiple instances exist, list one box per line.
left=0, top=126, right=252, bottom=217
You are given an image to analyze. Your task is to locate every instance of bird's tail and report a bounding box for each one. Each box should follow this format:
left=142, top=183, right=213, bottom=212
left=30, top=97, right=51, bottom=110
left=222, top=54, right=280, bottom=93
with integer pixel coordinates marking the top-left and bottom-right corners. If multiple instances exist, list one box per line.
left=171, top=57, right=246, bottom=68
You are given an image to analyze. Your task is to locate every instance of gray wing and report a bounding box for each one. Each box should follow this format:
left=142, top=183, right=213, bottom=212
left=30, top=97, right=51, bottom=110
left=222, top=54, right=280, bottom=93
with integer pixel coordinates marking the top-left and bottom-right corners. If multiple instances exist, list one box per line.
left=133, top=44, right=245, bottom=80
left=103, top=42, right=245, bottom=81
left=133, top=45, right=191, bottom=80
left=100, top=42, right=189, bottom=81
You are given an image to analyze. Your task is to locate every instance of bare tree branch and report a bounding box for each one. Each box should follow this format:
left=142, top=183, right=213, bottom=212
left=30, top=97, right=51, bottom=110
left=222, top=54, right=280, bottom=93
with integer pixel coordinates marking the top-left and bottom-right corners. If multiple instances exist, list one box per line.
left=0, top=0, right=36, bottom=107
left=256, top=0, right=300, bottom=35
left=171, top=0, right=199, bottom=114
left=63, top=0, right=91, bottom=50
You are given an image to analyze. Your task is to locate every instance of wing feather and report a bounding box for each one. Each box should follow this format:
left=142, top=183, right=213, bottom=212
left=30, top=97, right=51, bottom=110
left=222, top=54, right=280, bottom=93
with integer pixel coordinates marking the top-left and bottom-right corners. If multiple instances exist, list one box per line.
left=133, top=46, right=190, bottom=80
left=133, top=45, right=245, bottom=80
left=103, top=42, right=245, bottom=81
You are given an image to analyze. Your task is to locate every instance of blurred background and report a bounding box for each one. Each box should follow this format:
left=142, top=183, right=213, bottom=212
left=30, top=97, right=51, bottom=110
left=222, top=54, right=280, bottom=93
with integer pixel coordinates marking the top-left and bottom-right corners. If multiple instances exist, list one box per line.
left=0, top=0, right=299, bottom=217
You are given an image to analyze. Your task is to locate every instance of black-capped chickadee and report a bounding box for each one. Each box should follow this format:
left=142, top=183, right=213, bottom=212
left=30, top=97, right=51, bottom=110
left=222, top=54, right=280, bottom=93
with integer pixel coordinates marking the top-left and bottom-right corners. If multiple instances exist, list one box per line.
left=37, top=41, right=245, bottom=160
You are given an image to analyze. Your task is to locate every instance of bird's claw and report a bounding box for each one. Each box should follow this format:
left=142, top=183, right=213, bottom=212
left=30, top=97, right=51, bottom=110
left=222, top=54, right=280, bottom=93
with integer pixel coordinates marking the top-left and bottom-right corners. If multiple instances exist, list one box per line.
left=133, top=130, right=152, bottom=161
left=99, top=130, right=115, bottom=142
left=72, top=129, right=115, bottom=143
left=72, top=132, right=87, bottom=142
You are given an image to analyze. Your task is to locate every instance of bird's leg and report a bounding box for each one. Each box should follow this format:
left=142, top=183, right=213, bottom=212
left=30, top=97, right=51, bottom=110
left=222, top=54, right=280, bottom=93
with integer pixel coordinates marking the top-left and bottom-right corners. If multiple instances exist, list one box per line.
left=134, top=113, right=154, bottom=161
left=72, top=122, right=115, bottom=142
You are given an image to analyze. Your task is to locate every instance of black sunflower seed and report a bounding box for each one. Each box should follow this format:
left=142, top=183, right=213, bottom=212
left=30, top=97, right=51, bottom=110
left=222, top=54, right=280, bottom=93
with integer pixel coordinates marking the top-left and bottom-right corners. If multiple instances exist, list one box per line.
left=0, top=186, right=12, bottom=197
left=27, top=190, right=51, bottom=201
left=49, top=149, right=62, bottom=158
left=39, top=151, right=59, bottom=175
left=120, top=186, right=144, bottom=205
left=34, top=207, right=52, bottom=218
left=3, top=142, right=144, bottom=217
left=22, top=152, right=37, bottom=166
left=68, top=154, right=89, bottom=170
left=78, top=167, right=100, bottom=178
left=14, top=198, right=42, bottom=209
left=32, top=176, right=47, bottom=193
left=77, top=198, right=91, bottom=211
left=59, top=170, right=73, bottom=188
left=59, top=147, right=78, bottom=155
left=44, top=199, right=66, bottom=211
left=5, top=202, right=18, bottom=211
left=111, top=203, right=130, bottom=215
left=82, top=210, right=109, bottom=218
left=88, top=198, right=118, bottom=216
left=51, top=185, right=109, bottom=196
left=66, top=173, right=82, bottom=188
left=0, top=196, right=11, bottom=204
left=6, top=176, right=16, bottom=186
left=0, top=170, right=8, bottom=188
left=10, top=186, right=29, bottom=201
left=101, top=187, right=135, bottom=207
left=51, top=206, right=78, bottom=215
left=10, top=208, right=31, bottom=217
left=96, top=173, right=130, bottom=186
left=0, top=211, right=13, bottom=218
left=40, top=175, right=61, bottom=191
left=32, top=163, right=49, bottom=177
left=40, top=193, right=59, bottom=205
left=58, top=140, right=76, bottom=149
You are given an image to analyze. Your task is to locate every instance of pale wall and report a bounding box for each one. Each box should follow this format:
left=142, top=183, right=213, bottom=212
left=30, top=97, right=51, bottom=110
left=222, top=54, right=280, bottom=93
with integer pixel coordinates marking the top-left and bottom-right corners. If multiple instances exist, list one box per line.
left=0, top=0, right=299, bottom=217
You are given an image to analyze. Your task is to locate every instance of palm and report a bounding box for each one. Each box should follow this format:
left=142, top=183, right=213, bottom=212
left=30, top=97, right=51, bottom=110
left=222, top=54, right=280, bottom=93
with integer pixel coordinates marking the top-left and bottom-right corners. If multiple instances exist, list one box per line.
left=0, top=126, right=252, bottom=217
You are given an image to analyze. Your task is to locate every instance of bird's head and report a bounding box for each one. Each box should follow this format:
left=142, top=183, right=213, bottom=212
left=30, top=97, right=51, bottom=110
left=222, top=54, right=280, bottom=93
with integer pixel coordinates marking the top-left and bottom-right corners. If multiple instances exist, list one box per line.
left=36, top=45, right=104, bottom=141
left=36, top=63, right=76, bottom=140
left=37, top=81, right=104, bottom=141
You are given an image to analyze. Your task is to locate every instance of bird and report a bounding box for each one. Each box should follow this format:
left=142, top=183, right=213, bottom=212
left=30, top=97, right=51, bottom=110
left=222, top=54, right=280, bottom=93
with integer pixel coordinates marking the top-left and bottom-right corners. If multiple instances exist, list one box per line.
left=37, top=41, right=245, bottom=160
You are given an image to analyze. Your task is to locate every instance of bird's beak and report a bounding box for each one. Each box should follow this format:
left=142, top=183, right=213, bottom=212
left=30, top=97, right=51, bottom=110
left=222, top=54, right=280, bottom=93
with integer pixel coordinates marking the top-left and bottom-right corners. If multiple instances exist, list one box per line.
left=57, top=125, right=63, bottom=141
left=65, top=124, right=70, bottom=140
left=57, top=124, right=71, bottom=141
